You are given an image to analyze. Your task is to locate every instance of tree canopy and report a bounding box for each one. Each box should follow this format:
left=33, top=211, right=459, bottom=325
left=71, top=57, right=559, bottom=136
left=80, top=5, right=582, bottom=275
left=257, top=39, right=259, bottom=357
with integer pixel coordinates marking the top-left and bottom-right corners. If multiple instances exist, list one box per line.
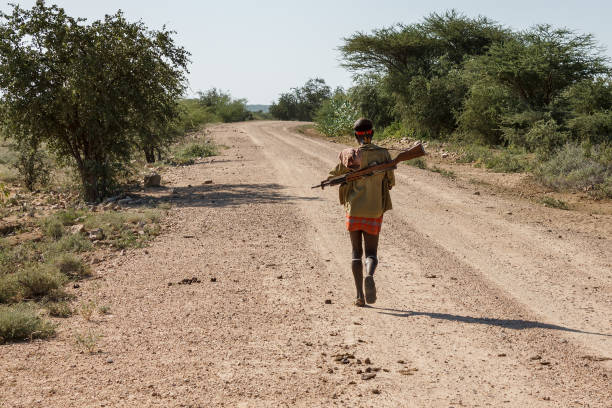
left=0, top=1, right=189, bottom=201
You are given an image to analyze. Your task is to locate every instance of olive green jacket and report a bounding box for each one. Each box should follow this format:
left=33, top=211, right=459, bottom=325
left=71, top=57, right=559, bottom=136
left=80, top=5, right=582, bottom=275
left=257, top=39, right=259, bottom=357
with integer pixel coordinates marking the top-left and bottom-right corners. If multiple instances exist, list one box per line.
left=329, top=143, right=395, bottom=218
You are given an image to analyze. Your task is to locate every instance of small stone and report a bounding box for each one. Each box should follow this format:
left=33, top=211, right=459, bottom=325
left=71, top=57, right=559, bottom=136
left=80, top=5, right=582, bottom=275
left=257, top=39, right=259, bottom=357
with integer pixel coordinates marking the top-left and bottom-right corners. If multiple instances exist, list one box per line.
left=327, top=368, right=333, bottom=374
left=167, top=282, right=173, bottom=286
left=88, top=228, right=105, bottom=240
left=441, top=153, right=449, bottom=158
left=204, top=180, right=213, bottom=184
left=361, top=373, right=376, bottom=380
left=324, top=299, right=332, bottom=304
left=364, top=358, right=371, bottom=365
left=371, top=389, right=380, bottom=394
left=73, top=283, right=80, bottom=289
left=473, top=191, right=480, bottom=195
left=498, top=353, right=507, bottom=357
left=277, top=275, right=283, bottom=279
left=117, top=197, right=132, bottom=206
left=144, top=173, right=161, bottom=187
left=210, top=277, right=217, bottom=282
left=70, top=224, right=85, bottom=235
left=397, top=360, right=405, bottom=364
left=106, top=358, right=113, bottom=364
left=530, top=355, right=542, bottom=361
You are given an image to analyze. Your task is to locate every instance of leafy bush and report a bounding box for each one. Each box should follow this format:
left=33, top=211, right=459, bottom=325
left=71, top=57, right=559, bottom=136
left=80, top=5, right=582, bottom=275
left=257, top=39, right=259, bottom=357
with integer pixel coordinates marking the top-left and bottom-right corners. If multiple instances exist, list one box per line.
left=458, top=81, right=517, bottom=145
left=0, top=273, right=19, bottom=303
left=43, top=219, right=64, bottom=240
left=175, top=142, right=218, bottom=160
left=16, top=265, right=66, bottom=300
left=0, top=303, right=55, bottom=343
left=314, top=92, right=359, bottom=137
left=13, top=141, right=51, bottom=191
left=47, top=301, right=73, bottom=318
left=541, top=197, right=570, bottom=210
left=198, top=88, right=252, bottom=123
left=408, top=158, right=427, bottom=169
left=49, top=234, right=92, bottom=253
left=567, top=111, right=612, bottom=145
left=53, top=254, right=91, bottom=280
left=483, top=148, right=531, bottom=173
left=535, top=144, right=611, bottom=195
left=270, top=78, right=332, bottom=121
left=0, top=2, right=189, bottom=201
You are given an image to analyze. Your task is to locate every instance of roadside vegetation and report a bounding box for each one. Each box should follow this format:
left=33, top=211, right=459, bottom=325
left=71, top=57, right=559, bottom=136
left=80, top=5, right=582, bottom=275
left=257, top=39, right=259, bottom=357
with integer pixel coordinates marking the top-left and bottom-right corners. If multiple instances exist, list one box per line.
left=0, top=2, right=219, bottom=343
left=271, top=10, right=612, bottom=199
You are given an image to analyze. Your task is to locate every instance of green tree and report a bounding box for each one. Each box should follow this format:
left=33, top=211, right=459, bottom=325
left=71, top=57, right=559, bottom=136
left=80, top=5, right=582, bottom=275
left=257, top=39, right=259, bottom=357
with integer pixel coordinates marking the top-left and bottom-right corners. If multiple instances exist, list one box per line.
left=270, top=78, right=331, bottom=121
left=472, top=25, right=609, bottom=110
left=339, top=11, right=507, bottom=137
left=0, top=1, right=189, bottom=201
left=198, top=88, right=252, bottom=123
left=348, top=75, right=396, bottom=129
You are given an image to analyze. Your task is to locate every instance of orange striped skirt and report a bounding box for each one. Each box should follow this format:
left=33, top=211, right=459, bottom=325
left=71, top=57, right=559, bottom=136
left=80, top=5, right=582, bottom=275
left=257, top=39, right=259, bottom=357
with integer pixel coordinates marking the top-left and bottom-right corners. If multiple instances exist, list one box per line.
left=346, top=215, right=383, bottom=235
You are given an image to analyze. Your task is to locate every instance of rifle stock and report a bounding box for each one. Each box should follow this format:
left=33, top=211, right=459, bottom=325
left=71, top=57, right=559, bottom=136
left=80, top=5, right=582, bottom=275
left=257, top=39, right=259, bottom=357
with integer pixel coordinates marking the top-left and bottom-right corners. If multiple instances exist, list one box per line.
left=312, top=143, right=426, bottom=189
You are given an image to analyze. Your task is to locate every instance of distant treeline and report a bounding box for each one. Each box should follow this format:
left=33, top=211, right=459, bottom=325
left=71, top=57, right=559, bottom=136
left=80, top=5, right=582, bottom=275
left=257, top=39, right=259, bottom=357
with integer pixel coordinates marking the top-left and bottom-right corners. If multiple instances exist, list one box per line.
left=270, top=10, right=612, bottom=197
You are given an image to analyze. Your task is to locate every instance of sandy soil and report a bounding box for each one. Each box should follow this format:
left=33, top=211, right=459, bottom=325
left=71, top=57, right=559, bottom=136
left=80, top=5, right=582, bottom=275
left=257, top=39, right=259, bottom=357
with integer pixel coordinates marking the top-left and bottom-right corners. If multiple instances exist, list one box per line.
left=1, top=121, right=610, bottom=407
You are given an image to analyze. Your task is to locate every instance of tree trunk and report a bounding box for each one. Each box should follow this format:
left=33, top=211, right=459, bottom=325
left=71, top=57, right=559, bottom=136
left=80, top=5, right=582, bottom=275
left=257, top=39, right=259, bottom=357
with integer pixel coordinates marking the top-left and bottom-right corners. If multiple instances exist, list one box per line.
left=144, top=147, right=155, bottom=163
left=79, top=165, right=99, bottom=203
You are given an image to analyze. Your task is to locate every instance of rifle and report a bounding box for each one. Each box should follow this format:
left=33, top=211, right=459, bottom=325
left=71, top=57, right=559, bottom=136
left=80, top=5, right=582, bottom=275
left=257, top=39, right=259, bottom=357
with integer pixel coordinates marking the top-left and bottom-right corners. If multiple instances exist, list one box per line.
left=312, top=143, right=426, bottom=189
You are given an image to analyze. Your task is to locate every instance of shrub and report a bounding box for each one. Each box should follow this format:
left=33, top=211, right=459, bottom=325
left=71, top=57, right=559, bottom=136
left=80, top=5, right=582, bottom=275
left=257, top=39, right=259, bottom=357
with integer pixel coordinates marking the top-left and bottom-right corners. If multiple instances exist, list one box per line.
left=50, top=234, right=93, bottom=253
left=455, top=144, right=492, bottom=164
left=47, top=302, right=73, bottom=318
left=13, top=141, right=51, bottom=191
left=53, top=254, right=91, bottom=280
left=0, top=303, right=55, bottom=343
left=314, top=92, right=360, bottom=137
left=43, top=219, right=64, bottom=240
left=541, top=197, right=570, bottom=210
left=408, top=158, right=427, bottom=169
left=483, top=148, right=531, bottom=173
left=16, top=265, right=66, bottom=300
left=175, top=142, right=218, bottom=160
left=74, top=329, right=101, bottom=353
left=535, top=143, right=611, bottom=195
left=0, top=273, right=19, bottom=303
left=431, top=166, right=456, bottom=179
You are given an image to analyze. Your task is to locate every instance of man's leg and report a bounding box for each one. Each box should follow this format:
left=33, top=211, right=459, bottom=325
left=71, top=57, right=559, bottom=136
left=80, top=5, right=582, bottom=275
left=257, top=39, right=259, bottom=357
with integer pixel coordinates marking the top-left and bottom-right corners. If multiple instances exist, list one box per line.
left=349, top=230, right=365, bottom=306
left=363, top=232, right=379, bottom=304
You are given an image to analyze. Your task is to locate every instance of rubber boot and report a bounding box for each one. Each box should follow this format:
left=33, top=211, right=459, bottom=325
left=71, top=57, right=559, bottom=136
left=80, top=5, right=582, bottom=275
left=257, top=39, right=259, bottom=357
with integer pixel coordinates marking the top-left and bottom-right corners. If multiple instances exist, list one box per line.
left=364, top=256, right=378, bottom=304
left=352, top=259, right=365, bottom=306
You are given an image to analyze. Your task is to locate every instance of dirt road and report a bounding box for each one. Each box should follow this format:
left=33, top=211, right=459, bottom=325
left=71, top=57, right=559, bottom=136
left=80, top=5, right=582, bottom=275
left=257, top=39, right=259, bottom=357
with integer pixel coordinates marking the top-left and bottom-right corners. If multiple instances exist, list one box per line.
left=1, top=121, right=610, bottom=407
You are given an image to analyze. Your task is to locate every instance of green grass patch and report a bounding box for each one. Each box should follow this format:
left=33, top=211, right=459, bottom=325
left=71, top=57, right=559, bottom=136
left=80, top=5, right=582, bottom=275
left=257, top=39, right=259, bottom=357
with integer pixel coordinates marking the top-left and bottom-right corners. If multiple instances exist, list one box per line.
left=167, top=141, right=218, bottom=166
left=541, top=197, right=570, bottom=210
left=52, top=253, right=91, bottom=280
left=15, top=264, right=67, bottom=300
left=46, top=301, right=73, bottom=318
left=0, top=303, right=55, bottom=343
left=535, top=144, right=612, bottom=198
left=408, top=158, right=427, bottom=169
left=430, top=166, right=456, bottom=179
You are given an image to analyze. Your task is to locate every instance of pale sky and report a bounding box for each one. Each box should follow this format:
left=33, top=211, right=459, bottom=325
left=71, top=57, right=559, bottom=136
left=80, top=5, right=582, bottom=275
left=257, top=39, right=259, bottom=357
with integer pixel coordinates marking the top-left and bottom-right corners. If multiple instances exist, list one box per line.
left=3, top=1, right=612, bottom=104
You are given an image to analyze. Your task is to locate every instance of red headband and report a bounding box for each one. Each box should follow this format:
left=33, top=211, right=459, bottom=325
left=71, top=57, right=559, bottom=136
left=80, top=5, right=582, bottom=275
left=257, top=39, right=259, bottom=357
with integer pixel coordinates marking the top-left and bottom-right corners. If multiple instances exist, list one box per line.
left=355, top=129, right=373, bottom=136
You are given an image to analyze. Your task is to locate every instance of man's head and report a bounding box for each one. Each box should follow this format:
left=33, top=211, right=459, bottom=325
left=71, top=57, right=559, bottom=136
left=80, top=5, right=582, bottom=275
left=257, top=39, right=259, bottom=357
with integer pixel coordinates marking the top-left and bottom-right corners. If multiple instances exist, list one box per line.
left=353, top=118, right=373, bottom=144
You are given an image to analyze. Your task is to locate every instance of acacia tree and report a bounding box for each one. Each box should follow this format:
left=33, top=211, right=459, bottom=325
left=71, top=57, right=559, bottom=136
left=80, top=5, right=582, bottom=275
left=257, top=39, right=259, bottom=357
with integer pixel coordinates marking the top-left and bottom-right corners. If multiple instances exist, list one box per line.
left=0, top=1, right=189, bottom=200
left=472, top=25, right=609, bottom=110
